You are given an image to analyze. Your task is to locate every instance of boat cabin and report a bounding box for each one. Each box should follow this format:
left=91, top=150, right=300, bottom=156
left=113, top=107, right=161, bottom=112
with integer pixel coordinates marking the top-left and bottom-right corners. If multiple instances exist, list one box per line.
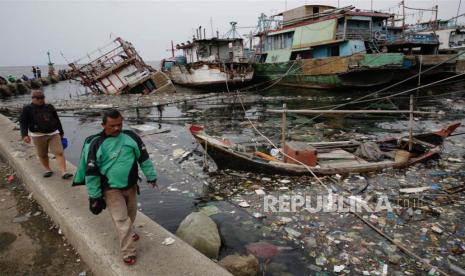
left=413, top=19, right=465, bottom=51
left=176, top=38, right=246, bottom=64
left=255, top=5, right=439, bottom=63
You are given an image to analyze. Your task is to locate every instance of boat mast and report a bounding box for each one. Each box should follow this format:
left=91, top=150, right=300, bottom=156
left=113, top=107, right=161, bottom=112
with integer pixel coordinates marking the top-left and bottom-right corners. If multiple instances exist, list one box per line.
left=402, top=1, right=406, bottom=34
left=457, top=0, right=462, bottom=26
left=171, top=40, right=175, bottom=58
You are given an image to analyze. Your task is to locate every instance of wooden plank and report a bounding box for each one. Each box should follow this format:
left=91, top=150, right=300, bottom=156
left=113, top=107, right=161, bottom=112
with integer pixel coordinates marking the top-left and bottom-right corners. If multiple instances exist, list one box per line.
left=318, top=149, right=359, bottom=160
left=420, top=54, right=456, bottom=65
left=266, top=109, right=437, bottom=114
left=318, top=160, right=367, bottom=166
left=399, top=186, right=431, bottom=194
left=308, top=141, right=361, bottom=147
left=301, top=57, right=349, bottom=75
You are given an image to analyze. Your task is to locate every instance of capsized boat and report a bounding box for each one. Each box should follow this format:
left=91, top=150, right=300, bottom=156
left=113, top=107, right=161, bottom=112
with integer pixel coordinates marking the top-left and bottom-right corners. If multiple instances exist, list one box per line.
left=188, top=123, right=460, bottom=175
left=69, top=37, right=175, bottom=95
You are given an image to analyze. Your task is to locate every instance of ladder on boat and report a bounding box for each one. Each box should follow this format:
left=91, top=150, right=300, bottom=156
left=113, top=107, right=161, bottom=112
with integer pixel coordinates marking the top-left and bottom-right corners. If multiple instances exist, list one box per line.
left=367, top=41, right=380, bottom=54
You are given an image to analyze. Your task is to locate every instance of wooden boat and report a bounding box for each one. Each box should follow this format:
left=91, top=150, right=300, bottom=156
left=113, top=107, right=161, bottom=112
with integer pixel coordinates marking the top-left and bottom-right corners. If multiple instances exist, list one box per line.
left=69, top=37, right=175, bottom=95
left=188, top=123, right=461, bottom=175
left=161, top=24, right=254, bottom=89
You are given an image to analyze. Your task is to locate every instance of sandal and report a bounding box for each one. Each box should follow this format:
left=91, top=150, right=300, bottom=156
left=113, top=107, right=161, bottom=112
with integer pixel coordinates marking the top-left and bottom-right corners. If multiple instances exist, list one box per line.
left=123, top=256, right=137, bottom=265
left=43, top=171, right=53, bottom=178
left=132, top=233, right=140, bottom=241
left=62, top=173, right=73, bottom=179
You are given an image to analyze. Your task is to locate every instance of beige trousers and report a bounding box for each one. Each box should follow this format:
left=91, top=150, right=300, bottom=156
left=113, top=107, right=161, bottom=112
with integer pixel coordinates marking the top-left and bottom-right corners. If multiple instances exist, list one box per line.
left=31, top=133, right=63, bottom=158
left=104, top=185, right=137, bottom=258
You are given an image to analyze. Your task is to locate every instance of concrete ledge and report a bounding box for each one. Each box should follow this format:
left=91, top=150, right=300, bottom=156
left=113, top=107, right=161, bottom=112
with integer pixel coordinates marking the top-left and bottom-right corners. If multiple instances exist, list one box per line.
left=0, top=115, right=231, bottom=276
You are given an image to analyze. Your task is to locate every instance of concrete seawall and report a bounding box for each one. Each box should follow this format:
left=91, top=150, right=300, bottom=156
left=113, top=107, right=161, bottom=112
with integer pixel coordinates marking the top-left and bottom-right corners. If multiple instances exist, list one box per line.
left=0, top=115, right=231, bottom=276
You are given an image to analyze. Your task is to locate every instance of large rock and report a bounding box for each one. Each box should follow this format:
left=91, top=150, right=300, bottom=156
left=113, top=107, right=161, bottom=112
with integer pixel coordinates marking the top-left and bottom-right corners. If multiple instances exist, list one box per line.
left=176, top=212, right=221, bottom=259
left=219, top=254, right=259, bottom=276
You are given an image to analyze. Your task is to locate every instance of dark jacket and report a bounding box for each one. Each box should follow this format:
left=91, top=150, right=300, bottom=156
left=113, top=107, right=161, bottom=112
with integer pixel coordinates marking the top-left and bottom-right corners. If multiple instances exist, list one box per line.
left=19, top=103, right=64, bottom=137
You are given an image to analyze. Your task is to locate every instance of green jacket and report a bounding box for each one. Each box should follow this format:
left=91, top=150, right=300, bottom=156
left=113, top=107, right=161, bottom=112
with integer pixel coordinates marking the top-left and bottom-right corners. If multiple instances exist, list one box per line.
left=73, top=130, right=157, bottom=198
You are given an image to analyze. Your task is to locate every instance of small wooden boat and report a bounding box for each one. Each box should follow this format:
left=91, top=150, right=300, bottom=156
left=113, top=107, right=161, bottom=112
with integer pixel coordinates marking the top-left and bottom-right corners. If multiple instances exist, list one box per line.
left=188, top=123, right=461, bottom=175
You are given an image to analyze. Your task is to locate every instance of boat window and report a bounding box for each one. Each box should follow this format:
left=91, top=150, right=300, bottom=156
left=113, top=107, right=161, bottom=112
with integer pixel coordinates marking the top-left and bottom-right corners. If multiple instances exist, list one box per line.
left=329, top=45, right=340, bottom=56
left=313, top=7, right=319, bottom=14
left=290, top=50, right=312, bottom=60
left=266, top=32, right=294, bottom=51
left=255, top=54, right=267, bottom=63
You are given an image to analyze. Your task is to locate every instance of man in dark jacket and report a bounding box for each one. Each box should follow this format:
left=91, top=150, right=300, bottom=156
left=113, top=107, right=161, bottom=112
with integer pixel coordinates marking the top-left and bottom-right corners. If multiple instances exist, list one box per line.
left=19, top=90, right=73, bottom=179
left=73, top=109, right=157, bottom=265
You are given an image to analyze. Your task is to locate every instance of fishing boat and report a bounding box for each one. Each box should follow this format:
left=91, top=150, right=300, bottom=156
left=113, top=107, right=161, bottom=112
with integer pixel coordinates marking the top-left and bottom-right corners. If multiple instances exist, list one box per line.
left=69, top=37, right=175, bottom=95
left=413, top=19, right=465, bottom=53
left=252, top=4, right=463, bottom=89
left=161, top=24, right=254, bottom=88
left=188, top=123, right=460, bottom=175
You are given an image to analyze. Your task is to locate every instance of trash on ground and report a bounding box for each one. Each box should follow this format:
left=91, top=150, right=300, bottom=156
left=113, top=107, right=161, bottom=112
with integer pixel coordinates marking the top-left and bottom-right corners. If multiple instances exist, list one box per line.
left=162, top=237, right=176, bottom=246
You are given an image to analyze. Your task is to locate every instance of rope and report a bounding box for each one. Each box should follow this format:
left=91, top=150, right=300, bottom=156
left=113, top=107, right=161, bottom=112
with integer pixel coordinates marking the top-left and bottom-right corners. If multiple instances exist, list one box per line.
left=235, top=92, right=330, bottom=190
left=307, top=50, right=465, bottom=121
left=308, top=72, right=465, bottom=121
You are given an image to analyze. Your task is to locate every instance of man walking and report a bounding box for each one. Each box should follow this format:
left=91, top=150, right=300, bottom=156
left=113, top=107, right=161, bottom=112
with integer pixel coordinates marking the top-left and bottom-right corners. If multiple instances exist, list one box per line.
left=73, top=109, right=157, bottom=265
left=37, top=67, right=42, bottom=78
left=19, top=90, right=73, bottom=179
left=32, top=66, right=37, bottom=79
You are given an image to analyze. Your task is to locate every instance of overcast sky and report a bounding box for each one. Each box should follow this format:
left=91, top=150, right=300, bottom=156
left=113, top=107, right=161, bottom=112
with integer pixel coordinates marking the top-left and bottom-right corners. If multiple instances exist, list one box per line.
left=0, top=0, right=463, bottom=66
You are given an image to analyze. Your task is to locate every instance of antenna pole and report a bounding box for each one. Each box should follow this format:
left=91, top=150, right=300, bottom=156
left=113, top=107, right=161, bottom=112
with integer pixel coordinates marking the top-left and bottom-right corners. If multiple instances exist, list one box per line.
left=210, top=17, right=214, bottom=38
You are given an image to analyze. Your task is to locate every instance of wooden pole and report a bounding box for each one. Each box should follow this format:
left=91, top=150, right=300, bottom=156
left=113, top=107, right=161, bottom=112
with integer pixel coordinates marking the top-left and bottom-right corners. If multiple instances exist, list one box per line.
left=409, top=55, right=422, bottom=151
left=408, top=94, right=414, bottom=151
left=266, top=109, right=436, bottom=114
left=281, top=103, right=287, bottom=162
left=352, top=212, right=451, bottom=276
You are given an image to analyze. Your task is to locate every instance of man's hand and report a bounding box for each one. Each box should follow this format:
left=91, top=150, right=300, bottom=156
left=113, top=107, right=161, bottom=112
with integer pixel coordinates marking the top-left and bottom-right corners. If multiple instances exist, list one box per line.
left=147, top=179, right=157, bottom=188
left=89, top=197, right=106, bottom=215
left=22, top=136, right=31, bottom=144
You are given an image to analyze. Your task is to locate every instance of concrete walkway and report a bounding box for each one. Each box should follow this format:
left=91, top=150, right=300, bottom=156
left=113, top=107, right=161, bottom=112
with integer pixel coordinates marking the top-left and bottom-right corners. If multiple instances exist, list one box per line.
left=0, top=115, right=231, bottom=276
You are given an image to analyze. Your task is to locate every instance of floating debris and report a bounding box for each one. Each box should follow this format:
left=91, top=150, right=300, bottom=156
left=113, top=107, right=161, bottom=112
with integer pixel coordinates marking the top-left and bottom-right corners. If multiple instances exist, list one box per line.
left=238, top=201, right=250, bottom=208
left=245, top=242, right=279, bottom=259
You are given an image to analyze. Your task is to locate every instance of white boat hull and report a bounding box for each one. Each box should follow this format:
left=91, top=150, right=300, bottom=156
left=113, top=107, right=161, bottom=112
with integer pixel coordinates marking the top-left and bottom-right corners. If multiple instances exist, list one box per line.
left=167, top=63, right=254, bottom=87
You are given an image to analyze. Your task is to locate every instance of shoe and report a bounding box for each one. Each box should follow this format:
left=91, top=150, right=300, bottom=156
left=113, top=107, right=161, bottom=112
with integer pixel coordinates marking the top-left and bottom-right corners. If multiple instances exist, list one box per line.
left=43, top=171, right=53, bottom=178
left=123, top=256, right=137, bottom=265
left=132, top=233, right=140, bottom=241
left=62, top=173, right=73, bottom=179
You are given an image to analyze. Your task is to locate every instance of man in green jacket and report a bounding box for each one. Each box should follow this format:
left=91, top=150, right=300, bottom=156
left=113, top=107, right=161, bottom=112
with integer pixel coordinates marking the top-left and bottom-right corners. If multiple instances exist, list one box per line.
left=73, top=109, right=157, bottom=265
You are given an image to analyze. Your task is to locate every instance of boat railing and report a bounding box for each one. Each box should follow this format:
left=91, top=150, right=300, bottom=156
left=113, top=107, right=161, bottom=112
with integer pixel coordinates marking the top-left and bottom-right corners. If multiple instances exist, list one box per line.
left=336, top=29, right=376, bottom=41
left=385, top=33, right=439, bottom=44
